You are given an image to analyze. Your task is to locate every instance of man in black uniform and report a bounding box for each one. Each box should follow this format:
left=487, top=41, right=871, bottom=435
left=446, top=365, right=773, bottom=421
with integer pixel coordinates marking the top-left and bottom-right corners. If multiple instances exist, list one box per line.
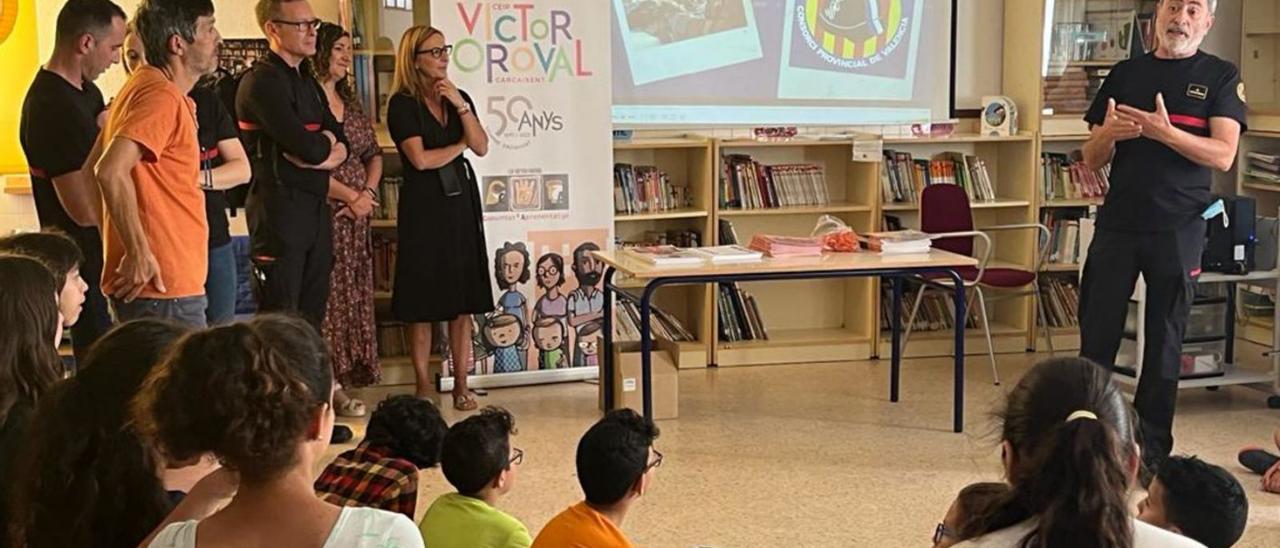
left=1079, top=0, right=1246, bottom=467
left=19, top=0, right=126, bottom=362
left=237, top=0, right=348, bottom=327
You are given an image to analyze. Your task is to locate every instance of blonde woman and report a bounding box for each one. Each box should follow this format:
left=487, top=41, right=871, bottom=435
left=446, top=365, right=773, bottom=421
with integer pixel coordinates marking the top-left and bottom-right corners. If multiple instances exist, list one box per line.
left=387, top=26, right=491, bottom=410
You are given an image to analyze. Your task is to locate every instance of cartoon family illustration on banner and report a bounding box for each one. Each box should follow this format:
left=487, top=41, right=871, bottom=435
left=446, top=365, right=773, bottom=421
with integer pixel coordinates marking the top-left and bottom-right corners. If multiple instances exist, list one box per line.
left=438, top=228, right=609, bottom=378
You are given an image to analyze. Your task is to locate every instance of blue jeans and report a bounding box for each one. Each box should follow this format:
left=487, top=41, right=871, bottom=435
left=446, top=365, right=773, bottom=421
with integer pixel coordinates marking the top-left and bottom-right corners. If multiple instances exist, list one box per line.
left=110, top=295, right=208, bottom=328
left=205, top=242, right=237, bottom=325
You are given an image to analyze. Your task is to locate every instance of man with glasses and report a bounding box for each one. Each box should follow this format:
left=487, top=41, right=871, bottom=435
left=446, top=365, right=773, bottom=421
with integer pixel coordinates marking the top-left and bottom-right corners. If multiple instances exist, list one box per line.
left=420, top=406, right=534, bottom=547
left=237, top=0, right=349, bottom=329
left=534, top=409, right=662, bottom=548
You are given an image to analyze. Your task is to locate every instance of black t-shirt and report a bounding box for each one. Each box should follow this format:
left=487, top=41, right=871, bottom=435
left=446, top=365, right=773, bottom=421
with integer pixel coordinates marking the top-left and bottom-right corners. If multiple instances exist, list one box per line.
left=1084, top=51, right=1248, bottom=231
left=192, top=86, right=239, bottom=248
left=18, top=69, right=105, bottom=243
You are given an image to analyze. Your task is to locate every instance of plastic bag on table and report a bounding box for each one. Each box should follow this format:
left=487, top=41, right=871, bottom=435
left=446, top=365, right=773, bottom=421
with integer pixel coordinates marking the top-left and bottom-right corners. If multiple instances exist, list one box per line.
left=811, top=214, right=859, bottom=252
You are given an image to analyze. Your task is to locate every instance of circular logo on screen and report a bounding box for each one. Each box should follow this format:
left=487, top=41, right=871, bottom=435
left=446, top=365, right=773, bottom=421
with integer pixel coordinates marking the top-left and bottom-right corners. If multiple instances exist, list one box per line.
left=0, top=0, right=19, bottom=45
left=798, top=0, right=907, bottom=67
left=984, top=102, right=1008, bottom=128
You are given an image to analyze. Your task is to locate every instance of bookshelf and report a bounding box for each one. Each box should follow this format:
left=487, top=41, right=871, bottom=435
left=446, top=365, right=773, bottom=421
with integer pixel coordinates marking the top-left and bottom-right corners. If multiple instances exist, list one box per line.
left=710, top=139, right=879, bottom=367
left=873, top=132, right=1039, bottom=358
left=1242, top=0, right=1280, bottom=131
left=612, top=138, right=716, bottom=368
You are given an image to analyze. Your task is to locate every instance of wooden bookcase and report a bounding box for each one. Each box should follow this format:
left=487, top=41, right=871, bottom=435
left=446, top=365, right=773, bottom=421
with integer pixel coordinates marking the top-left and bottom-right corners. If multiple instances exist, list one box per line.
left=612, top=138, right=716, bottom=369
left=873, top=133, right=1039, bottom=358
left=711, top=139, right=879, bottom=367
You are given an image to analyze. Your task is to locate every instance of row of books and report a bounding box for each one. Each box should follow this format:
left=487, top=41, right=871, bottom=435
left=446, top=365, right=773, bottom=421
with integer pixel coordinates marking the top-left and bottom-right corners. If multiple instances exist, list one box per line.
left=1044, top=209, right=1085, bottom=265
left=1042, top=67, right=1096, bottom=114
left=718, top=220, right=767, bottom=342
left=878, top=281, right=977, bottom=333
left=616, top=228, right=702, bottom=250
left=720, top=154, right=830, bottom=209
left=1040, top=276, right=1081, bottom=329
left=1246, top=151, right=1280, bottom=184
left=718, top=283, right=768, bottom=342
left=880, top=151, right=998, bottom=204
left=614, top=300, right=696, bottom=343
left=372, top=176, right=403, bottom=221
left=372, top=233, right=398, bottom=292
left=1041, top=151, right=1109, bottom=200
left=613, top=164, right=691, bottom=215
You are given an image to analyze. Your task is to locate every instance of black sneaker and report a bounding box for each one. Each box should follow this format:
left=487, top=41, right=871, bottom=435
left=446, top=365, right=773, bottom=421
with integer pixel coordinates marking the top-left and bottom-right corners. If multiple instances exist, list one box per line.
left=331, top=425, right=354, bottom=444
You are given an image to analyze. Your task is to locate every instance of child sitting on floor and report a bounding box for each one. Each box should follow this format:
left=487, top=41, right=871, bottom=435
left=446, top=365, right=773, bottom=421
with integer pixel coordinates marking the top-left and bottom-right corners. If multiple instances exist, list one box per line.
left=1238, top=428, right=1280, bottom=493
left=315, top=395, right=448, bottom=518
left=419, top=406, right=531, bottom=547
left=1138, top=455, right=1249, bottom=548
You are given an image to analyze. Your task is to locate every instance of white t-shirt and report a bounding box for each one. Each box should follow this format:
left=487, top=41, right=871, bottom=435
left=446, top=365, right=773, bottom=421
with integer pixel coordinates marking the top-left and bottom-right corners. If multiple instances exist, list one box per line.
left=148, top=506, right=423, bottom=548
left=954, top=517, right=1206, bottom=548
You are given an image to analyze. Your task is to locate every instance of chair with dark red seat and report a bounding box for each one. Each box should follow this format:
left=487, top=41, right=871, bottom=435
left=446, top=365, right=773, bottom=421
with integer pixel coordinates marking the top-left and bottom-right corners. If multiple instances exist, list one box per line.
left=901, top=183, right=1053, bottom=385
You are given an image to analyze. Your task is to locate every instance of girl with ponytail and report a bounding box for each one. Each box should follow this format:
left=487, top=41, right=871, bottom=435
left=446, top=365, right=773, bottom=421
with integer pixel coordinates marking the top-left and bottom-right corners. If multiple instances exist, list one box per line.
left=954, top=358, right=1204, bottom=548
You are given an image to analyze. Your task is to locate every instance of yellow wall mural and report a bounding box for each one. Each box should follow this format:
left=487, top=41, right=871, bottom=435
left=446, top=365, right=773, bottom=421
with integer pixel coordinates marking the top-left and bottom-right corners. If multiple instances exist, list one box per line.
left=1, top=0, right=39, bottom=174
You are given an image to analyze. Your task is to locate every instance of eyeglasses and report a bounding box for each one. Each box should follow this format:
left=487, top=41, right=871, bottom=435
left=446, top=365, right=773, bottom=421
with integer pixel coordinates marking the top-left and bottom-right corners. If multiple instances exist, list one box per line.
left=508, top=447, right=524, bottom=467
left=932, top=523, right=956, bottom=544
left=271, top=19, right=322, bottom=32
left=644, top=449, right=663, bottom=472
left=416, top=45, right=453, bottom=59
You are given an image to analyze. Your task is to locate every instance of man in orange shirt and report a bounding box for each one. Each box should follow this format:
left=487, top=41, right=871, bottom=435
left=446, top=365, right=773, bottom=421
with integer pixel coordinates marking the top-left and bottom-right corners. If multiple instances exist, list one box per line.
left=95, top=0, right=222, bottom=327
left=533, top=409, right=661, bottom=548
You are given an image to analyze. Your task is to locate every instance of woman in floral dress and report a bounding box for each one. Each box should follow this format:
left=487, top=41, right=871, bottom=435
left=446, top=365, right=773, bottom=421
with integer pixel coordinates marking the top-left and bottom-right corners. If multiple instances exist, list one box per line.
left=313, top=23, right=382, bottom=415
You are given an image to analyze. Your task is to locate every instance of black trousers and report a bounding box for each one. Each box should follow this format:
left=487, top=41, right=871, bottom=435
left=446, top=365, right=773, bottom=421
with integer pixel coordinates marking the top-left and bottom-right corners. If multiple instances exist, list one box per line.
left=1079, top=219, right=1205, bottom=462
left=68, top=228, right=112, bottom=364
left=246, top=185, right=333, bottom=329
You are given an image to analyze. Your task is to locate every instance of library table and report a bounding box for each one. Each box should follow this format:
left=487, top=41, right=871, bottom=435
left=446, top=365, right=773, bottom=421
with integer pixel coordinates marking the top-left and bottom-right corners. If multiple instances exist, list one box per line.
left=594, top=249, right=980, bottom=433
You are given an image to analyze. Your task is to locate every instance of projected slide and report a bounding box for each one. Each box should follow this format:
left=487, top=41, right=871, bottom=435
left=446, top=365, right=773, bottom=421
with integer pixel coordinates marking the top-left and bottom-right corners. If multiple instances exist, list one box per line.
left=611, top=0, right=948, bottom=126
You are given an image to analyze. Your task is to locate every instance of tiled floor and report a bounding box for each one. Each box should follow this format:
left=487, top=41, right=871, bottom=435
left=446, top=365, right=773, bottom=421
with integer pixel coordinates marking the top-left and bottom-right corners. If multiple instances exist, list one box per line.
left=334, top=349, right=1280, bottom=547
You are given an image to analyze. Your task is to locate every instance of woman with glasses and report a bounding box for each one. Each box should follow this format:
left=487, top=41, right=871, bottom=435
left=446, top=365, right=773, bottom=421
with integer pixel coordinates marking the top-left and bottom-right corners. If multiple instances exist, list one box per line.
left=387, top=25, right=492, bottom=411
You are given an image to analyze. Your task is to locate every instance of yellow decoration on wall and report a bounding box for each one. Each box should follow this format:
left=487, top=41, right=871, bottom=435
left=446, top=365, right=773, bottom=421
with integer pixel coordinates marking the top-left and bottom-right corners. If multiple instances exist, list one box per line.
left=0, top=0, right=18, bottom=45
left=0, top=0, right=38, bottom=174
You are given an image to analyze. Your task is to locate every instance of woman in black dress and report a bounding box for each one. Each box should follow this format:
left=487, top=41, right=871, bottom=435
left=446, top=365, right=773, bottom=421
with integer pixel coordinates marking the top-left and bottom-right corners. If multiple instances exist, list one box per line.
left=387, top=25, right=491, bottom=410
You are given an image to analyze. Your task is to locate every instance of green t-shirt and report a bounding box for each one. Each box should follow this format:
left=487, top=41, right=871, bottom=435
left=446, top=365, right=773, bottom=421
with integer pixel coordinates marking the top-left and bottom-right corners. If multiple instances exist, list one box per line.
left=419, top=493, right=532, bottom=548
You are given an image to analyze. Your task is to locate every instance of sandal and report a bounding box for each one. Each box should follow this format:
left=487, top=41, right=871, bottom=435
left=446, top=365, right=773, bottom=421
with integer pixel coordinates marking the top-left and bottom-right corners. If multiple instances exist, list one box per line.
left=336, top=398, right=367, bottom=418
left=452, top=391, right=479, bottom=412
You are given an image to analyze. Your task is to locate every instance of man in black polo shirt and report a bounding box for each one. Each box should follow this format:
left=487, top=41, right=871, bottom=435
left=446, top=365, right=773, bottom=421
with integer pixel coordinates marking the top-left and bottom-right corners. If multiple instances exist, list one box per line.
left=1079, top=0, right=1246, bottom=467
left=237, top=0, right=348, bottom=327
left=19, top=0, right=125, bottom=361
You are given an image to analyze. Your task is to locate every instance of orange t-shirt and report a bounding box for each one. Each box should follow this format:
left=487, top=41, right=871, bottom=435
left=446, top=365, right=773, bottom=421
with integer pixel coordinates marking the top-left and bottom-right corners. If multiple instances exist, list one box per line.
left=531, top=502, right=633, bottom=548
left=101, top=66, right=207, bottom=299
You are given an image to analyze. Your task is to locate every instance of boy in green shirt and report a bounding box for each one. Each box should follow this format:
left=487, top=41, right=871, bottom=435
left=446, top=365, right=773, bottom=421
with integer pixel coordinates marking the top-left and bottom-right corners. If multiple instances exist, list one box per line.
left=419, top=406, right=532, bottom=547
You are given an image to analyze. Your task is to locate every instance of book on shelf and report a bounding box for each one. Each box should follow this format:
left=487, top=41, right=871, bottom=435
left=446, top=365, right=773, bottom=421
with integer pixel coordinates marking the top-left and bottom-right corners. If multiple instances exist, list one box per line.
left=715, top=219, right=768, bottom=343
left=614, top=164, right=691, bottom=215
left=372, top=233, right=398, bottom=292
left=880, top=150, right=996, bottom=204
left=622, top=245, right=705, bottom=267
left=1039, top=276, right=1081, bottom=329
left=1247, top=151, right=1280, bottom=183
left=879, top=280, right=977, bottom=333
left=1041, top=209, right=1090, bottom=265
left=373, top=176, right=402, bottom=221
left=719, top=154, right=829, bottom=210
left=1041, top=150, right=1110, bottom=201
left=718, top=283, right=768, bottom=342
left=614, top=300, right=695, bottom=343
left=693, top=245, right=764, bottom=264
left=616, top=229, right=702, bottom=249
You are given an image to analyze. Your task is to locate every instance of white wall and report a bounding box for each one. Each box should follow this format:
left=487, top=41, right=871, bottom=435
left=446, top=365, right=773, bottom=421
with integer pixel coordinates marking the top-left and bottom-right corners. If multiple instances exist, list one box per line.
left=955, top=0, right=1005, bottom=110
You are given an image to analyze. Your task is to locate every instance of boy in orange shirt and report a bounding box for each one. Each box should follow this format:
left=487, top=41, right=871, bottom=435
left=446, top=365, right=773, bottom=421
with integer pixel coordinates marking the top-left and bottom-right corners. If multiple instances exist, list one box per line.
left=533, top=409, right=661, bottom=548
left=95, top=0, right=221, bottom=327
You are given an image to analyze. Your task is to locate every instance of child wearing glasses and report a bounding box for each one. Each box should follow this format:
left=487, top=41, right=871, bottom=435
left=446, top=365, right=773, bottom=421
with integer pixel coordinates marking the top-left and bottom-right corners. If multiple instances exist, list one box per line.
left=533, top=409, right=662, bottom=548
left=418, top=406, right=531, bottom=547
